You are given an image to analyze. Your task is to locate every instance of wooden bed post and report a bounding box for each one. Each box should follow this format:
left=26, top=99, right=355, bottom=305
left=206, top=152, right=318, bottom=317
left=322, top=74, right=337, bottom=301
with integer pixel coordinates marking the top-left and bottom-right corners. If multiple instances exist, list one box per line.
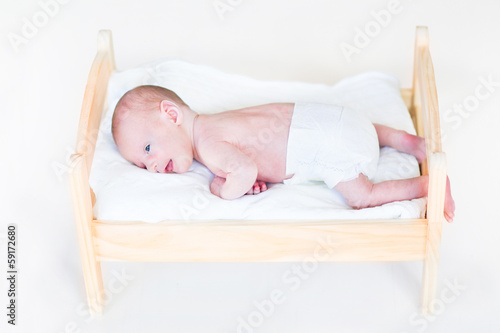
left=422, top=153, right=446, bottom=315
left=69, top=154, right=105, bottom=315
left=69, top=30, right=116, bottom=315
left=412, top=26, right=447, bottom=315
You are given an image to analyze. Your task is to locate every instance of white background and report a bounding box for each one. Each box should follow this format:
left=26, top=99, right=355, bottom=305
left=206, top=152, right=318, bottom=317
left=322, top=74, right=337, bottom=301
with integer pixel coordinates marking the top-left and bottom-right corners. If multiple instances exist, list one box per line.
left=1, top=0, right=499, bottom=332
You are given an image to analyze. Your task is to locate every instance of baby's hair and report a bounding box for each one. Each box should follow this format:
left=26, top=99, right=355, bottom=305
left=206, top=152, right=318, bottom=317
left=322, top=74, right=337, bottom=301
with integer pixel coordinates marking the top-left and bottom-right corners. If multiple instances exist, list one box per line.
left=111, top=85, right=187, bottom=142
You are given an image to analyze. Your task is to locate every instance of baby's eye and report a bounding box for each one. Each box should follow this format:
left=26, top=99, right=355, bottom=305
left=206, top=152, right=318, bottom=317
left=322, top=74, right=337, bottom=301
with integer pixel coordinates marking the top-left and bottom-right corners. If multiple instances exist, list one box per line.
left=145, top=144, right=150, bottom=153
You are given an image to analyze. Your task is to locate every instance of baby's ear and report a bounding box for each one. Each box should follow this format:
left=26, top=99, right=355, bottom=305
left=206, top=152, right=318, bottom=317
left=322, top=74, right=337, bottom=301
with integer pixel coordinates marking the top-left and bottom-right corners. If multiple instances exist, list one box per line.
left=160, top=100, right=183, bottom=125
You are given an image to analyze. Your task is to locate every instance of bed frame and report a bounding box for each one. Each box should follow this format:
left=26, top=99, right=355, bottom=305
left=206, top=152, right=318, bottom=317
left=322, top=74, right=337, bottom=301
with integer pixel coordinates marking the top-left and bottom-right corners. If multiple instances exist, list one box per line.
left=69, top=26, right=446, bottom=316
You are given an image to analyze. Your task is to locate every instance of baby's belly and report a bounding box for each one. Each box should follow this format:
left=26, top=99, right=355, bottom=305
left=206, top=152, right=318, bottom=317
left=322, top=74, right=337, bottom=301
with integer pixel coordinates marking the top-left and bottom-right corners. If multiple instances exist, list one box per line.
left=235, top=103, right=294, bottom=183
left=248, top=131, right=290, bottom=183
left=255, top=154, right=291, bottom=183
left=258, top=173, right=294, bottom=183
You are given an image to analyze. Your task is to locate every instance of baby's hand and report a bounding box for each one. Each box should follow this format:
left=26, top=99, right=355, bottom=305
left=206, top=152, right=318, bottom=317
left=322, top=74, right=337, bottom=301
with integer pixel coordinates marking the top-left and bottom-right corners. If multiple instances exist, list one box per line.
left=246, top=181, right=267, bottom=195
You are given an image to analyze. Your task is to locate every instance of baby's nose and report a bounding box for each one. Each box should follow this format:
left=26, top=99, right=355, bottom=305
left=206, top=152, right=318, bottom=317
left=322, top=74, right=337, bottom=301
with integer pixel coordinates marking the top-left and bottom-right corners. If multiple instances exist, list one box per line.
left=146, top=161, right=158, bottom=173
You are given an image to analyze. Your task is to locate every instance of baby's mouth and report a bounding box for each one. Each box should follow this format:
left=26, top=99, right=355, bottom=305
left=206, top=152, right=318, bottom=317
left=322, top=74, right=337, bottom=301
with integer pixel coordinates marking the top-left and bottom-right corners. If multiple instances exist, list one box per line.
left=165, top=159, right=173, bottom=173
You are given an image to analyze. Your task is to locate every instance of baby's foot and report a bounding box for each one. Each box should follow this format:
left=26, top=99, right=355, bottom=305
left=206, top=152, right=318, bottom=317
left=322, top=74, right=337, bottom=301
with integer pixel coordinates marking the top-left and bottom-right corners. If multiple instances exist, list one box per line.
left=401, top=132, right=427, bottom=164
left=444, top=176, right=455, bottom=223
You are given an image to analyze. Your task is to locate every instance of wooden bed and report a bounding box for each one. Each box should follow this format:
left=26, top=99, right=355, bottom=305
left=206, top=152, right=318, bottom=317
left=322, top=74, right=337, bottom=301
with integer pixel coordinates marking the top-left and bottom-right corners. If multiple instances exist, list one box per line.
left=69, top=26, right=446, bottom=316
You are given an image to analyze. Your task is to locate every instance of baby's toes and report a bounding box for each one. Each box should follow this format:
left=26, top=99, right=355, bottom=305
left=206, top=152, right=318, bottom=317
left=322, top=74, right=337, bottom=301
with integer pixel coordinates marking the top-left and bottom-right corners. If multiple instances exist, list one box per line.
left=445, top=210, right=455, bottom=223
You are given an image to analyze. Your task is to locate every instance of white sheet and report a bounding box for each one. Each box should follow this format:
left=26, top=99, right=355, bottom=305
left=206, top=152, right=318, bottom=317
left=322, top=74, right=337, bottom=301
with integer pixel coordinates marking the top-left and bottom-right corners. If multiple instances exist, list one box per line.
left=89, top=58, right=426, bottom=222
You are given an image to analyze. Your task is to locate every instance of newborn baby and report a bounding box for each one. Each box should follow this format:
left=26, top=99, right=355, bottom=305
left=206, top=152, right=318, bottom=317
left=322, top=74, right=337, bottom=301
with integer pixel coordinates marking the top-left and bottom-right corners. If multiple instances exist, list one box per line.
left=112, top=85, right=455, bottom=222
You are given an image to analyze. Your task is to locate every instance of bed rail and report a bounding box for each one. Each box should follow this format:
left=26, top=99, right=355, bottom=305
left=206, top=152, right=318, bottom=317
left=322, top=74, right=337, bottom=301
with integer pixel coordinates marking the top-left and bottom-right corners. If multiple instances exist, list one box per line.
left=92, top=219, right=427, bottom=262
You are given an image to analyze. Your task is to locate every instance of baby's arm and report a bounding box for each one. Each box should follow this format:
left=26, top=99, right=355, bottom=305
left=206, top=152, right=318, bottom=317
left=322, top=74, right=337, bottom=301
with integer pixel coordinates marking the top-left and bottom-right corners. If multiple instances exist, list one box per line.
left=204, top=142, right=258, bottom=200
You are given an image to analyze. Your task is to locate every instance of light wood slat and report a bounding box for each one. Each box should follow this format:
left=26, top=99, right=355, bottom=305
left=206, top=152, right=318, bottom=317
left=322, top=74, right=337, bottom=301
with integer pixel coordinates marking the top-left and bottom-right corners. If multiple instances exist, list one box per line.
left=92, top=219, right=428, bottom=262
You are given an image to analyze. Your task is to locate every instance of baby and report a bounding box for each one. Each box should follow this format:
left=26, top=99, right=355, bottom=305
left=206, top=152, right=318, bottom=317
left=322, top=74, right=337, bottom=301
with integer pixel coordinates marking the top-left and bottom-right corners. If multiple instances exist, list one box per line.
left=112, top=85, right=455, bottom=222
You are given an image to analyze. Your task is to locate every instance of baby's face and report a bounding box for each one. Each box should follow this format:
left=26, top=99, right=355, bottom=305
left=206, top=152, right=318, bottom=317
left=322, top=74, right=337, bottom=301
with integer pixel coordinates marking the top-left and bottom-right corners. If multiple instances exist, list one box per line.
left=116, top=111, right=194, bottom=174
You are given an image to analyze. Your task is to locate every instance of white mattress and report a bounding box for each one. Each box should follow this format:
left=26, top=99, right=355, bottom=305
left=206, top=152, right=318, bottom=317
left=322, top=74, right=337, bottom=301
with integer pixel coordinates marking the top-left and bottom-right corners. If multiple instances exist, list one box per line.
left=89, top=58, right=426, bottom=222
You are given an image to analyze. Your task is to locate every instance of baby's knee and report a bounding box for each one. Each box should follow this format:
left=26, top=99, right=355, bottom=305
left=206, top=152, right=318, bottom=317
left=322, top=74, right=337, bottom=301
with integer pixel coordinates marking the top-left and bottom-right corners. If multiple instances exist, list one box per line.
left=345, top=186, right=373, bottom=209
left=335, top=174, right=374, bottom=209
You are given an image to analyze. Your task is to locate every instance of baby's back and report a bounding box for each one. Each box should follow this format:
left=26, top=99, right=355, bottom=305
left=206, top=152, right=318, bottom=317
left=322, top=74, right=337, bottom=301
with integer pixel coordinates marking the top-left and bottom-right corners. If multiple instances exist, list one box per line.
left=196, top=103, right=294, bottom=182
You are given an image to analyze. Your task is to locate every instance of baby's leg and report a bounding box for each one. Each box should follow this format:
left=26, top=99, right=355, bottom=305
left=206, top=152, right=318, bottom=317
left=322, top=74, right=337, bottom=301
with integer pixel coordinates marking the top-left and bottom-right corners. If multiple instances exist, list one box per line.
left=373, top=124, right=426, bottom=163
left=334, top=173, right=455, bottom=222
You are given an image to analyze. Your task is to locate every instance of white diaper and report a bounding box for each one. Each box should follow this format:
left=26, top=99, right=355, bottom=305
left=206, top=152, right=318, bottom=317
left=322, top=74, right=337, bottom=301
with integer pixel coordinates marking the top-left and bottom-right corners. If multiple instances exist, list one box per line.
left=284, top=103, right=379, bottom=188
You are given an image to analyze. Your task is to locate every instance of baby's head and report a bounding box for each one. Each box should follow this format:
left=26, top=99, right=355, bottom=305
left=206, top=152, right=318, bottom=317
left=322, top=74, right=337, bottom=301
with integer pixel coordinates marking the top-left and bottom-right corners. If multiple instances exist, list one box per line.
left=112, top=85, right=195, bottom=174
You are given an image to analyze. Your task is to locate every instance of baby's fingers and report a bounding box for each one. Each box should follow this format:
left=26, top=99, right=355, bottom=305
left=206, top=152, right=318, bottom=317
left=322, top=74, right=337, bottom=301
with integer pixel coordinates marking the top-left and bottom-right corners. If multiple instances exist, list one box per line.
left=254, top=181, right=267, bottom=194
left=245, top=181, right=268, bottom=195
left=245, top=182, right=259, bottom=195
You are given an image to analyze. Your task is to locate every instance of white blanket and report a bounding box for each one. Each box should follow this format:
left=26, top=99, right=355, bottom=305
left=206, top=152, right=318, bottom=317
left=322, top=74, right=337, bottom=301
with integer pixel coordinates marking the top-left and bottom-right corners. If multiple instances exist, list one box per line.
left=89, top=59, right=426, bottom=222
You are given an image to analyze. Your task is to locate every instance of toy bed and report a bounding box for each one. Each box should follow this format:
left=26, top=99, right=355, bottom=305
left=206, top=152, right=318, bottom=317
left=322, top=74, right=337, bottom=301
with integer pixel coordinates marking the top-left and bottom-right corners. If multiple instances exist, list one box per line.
left=69, top=26, right=447, bottom=315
